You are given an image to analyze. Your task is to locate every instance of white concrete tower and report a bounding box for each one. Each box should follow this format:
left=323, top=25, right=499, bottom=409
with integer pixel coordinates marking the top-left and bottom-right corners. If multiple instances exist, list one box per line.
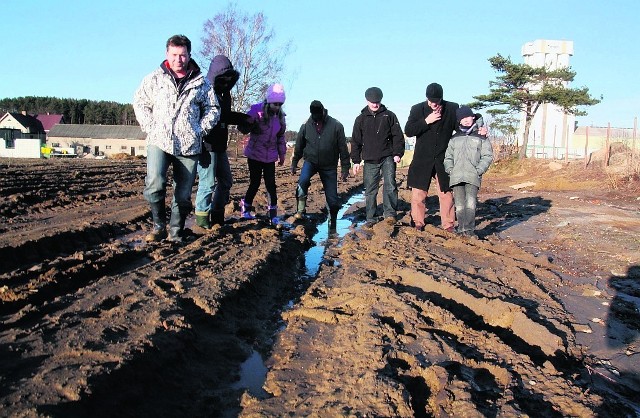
left=520, top=40, right=575, bottom=158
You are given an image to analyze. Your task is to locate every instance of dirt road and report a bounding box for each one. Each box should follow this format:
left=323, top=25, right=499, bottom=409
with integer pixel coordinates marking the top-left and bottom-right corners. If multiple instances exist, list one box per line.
left=1, top=157, right=638, bottom=417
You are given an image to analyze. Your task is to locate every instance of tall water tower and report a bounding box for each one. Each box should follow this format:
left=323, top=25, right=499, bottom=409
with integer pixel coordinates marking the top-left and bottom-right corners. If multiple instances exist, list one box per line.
left=520, top=40, right=575, bottom=158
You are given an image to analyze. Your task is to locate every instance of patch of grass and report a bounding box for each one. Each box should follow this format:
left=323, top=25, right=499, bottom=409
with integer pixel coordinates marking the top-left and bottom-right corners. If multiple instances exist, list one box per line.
left=533, top=177, right=600, bottom=191
left=486, top=156, right=526, bottom=176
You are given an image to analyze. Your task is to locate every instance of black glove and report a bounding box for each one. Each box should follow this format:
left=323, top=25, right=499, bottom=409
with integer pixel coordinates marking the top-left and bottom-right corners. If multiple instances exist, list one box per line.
left=291, top=165, right=297, bottom=175
left=340, top=170, right=349, bottom=182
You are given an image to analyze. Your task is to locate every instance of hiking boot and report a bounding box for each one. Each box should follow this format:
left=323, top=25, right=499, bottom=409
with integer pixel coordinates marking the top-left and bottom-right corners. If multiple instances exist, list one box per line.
left=363, top=220, right=376, bottom=228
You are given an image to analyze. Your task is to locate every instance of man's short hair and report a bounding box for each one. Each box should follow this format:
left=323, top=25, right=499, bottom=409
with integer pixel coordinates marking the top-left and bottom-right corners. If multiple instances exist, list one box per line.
left=166, top=34, right=191, bottom=54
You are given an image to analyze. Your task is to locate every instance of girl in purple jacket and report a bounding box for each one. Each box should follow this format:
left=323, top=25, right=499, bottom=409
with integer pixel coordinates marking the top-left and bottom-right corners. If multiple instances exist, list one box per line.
left=239, top=83, right=287, bottom=224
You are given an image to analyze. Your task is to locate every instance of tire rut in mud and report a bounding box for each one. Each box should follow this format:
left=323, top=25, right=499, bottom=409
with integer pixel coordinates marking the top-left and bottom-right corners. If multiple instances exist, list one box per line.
left=1, top=157, right=367, bottom=416
left=1, top=219, right=318, bottom=416
left=240, top=222, right=637, bottom=417
left=0, top=159, right=145, bottom=219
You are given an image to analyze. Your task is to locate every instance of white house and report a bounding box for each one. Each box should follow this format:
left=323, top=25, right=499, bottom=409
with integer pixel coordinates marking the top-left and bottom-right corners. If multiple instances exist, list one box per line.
left=0, top=112, right=47, bottom=158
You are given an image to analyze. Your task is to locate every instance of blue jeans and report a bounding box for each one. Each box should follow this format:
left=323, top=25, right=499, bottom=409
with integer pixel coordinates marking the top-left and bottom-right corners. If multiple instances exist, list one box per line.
left=363, top=156, right=398, bottom=221
left=144, top=144, right=198, bottom=214
left=296, top=161, right=339, bottom=211
left=452, top=183, right=479, bottom=233
left=195, top=151, right=233, bottom=214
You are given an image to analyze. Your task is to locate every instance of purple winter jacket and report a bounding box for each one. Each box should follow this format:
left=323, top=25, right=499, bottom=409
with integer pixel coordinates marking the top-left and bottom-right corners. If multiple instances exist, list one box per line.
left=242, top=102, right=287, bottom=163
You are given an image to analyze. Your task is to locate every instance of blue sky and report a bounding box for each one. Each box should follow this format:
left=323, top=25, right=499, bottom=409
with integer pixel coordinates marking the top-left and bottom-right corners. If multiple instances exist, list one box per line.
left=3, top=0, right=638, bottom=131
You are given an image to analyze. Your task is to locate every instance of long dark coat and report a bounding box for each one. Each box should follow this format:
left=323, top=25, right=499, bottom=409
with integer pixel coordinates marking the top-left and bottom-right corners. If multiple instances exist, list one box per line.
left=405, top=99, right=459, bottom=191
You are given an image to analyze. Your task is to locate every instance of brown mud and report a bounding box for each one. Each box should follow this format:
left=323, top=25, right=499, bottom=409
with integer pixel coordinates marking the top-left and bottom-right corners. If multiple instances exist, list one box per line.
left=0, top=156, right=638, bottom=417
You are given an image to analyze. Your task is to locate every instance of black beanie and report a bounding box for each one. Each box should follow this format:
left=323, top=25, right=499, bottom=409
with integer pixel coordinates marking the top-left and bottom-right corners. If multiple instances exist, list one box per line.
left=365, top=87, right=383, bottom=102
left=456, top=106, right=475, bottom=123
left=426, top=83, right=443, bottom=102
left=310, top=100, right=324, bottom=114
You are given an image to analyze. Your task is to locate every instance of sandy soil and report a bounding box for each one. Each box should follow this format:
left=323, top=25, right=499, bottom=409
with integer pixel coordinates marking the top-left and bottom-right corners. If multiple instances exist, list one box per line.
left=0, top=155, right=638, bottom=417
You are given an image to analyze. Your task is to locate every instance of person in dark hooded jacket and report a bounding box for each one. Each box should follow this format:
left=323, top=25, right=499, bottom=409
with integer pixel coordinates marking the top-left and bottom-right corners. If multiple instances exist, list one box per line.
left=350, top=87, right=405, bottom=226
left=194, top=55, right=249, bottom=228
left=291, top=100, right=350, bottom=232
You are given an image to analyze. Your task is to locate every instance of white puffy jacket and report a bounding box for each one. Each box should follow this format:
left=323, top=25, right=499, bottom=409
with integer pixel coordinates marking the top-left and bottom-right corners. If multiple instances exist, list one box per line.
left=133, top=61, right=219, bottom=156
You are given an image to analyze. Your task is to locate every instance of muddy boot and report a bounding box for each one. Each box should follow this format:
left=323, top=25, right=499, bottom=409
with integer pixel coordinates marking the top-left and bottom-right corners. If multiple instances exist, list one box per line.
left=210, top=210, right=225, bottom=226
left=240, top=199, right=255, bottom=219
left=145, top=202, right=167, bottom=242
left=168, top=206, right=190, bottom=243
left=329, top=207, right=339, bottom=233
left=268, top=205, right=280, bottom=226
left=195, top=211, right=211, bottom=230
left=294, top=197, right=307, bottom=220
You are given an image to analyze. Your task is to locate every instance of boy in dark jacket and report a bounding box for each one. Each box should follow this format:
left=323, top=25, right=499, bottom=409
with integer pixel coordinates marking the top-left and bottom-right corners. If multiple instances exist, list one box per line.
left=350, top=87, right=405, bottom=226
left=291, top=100, right=350, bottom=231
left=443, top=106, right=494, bottom=237
left=195, top=55, right=249, bottom=229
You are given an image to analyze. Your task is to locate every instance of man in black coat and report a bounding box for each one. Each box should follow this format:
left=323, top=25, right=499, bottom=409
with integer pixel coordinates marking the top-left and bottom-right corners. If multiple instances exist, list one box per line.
left=351, top=87, right=405, bottom=226
left=405, top=83, right=458, bottom=232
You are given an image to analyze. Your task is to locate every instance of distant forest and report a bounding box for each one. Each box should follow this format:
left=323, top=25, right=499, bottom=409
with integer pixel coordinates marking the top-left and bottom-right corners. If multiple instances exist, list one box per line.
left=0, top=96, right=138, bottom=126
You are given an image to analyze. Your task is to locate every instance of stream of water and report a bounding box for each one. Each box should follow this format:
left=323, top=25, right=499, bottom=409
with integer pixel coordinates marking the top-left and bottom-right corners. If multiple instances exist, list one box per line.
left=232, top=192, right=365, bottom=397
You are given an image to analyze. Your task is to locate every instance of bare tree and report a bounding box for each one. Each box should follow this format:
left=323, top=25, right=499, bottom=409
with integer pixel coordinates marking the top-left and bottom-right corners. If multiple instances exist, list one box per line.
left=200, top=3, right=292, bottom=113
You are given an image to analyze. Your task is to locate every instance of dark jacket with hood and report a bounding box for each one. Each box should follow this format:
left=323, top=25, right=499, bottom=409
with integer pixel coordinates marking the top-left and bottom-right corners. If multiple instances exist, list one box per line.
left=350, top=104, right=404, bottom=164
left=202, top=55, right=248, bottom=153
left=405, top=99, right=459, bottom=191
left=292, top=108, right=350, bottom=174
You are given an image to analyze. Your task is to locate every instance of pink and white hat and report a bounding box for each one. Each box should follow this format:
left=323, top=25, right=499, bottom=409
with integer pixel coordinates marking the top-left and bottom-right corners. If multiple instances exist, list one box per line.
left=266, top=83, right=286, bottom=103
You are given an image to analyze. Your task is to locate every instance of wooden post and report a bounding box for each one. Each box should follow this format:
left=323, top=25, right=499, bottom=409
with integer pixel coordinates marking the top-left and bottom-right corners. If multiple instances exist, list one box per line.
left=552, top=125, right=557, bottom=160
left=565, top=123, right=569, bottom=163
left=532, top=130, right=536, bottom=158
left=605, top=123, right=611, bottom=168
left=633, top=117, right=637, bottom=167
left=584, top=126, right=589, bottom=168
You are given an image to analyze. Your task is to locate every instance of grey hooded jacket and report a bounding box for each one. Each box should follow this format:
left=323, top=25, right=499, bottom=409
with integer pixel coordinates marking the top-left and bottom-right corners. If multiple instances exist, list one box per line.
left=444, top=128, right=494, bottom=188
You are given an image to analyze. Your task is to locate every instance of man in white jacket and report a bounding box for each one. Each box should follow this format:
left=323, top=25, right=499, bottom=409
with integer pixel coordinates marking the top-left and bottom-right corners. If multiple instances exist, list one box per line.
left=134, top=34, right=219, bottom=243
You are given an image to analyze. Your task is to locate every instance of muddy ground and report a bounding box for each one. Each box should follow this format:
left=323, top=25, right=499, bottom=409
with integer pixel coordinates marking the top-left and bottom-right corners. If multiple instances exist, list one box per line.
left=0, top=154, right=638, bottom=417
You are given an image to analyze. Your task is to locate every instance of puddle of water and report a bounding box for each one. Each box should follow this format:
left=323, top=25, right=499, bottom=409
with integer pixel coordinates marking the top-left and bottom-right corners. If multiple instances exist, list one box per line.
left=233, top=193, right=365, bottom=395
left=231, top=350, right=269, bottom=398
left=302, top=193, right=364, bottom=278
